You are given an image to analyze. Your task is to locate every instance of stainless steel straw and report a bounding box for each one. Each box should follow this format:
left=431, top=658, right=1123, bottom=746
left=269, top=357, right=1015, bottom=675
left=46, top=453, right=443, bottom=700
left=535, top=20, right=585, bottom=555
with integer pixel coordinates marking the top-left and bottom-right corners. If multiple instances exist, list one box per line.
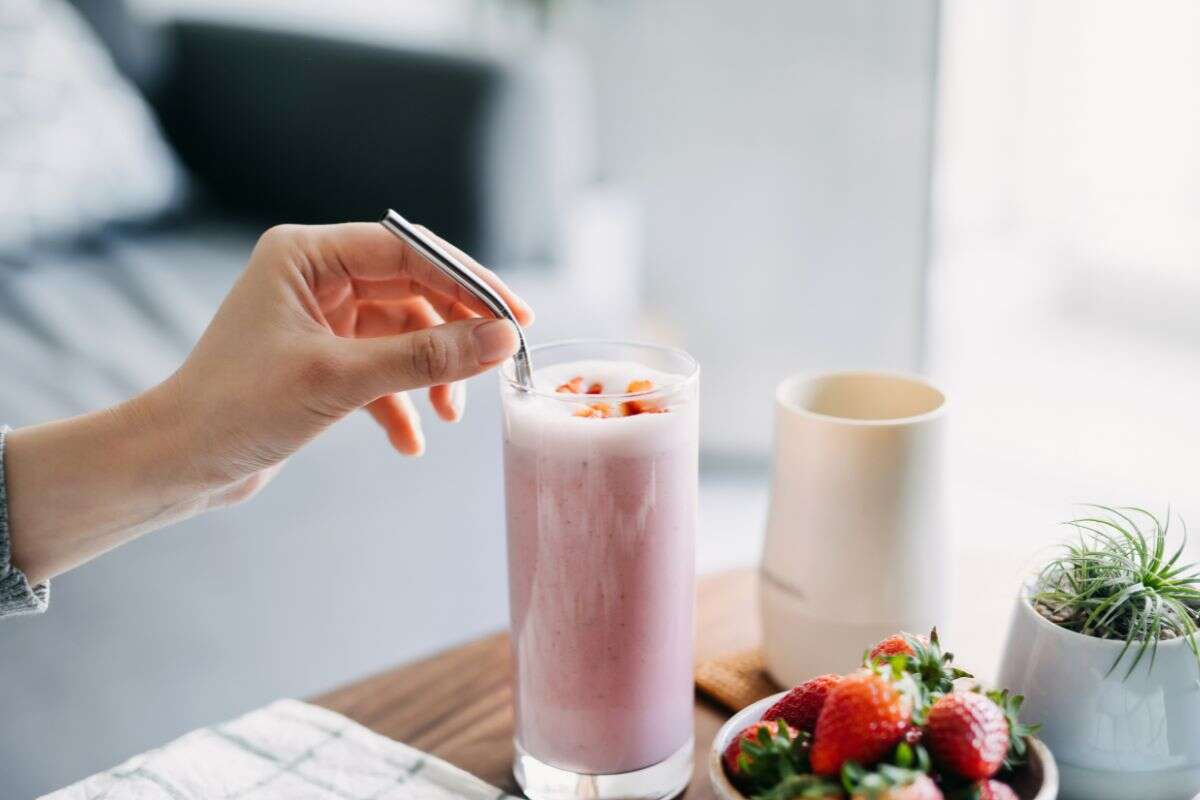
left=380, top=209, right=533, bottom=389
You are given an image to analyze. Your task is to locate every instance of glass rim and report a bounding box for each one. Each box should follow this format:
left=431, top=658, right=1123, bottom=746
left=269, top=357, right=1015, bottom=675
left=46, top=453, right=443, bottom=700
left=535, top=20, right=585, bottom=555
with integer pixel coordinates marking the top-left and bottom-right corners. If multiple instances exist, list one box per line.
left=500, top=338, right=700, bottom=401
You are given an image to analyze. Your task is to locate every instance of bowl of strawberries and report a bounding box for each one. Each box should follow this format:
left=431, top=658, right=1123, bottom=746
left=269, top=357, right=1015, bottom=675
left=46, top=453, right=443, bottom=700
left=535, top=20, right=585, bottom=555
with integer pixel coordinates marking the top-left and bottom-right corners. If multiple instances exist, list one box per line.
left=710, top=631, right=1057, bottom=800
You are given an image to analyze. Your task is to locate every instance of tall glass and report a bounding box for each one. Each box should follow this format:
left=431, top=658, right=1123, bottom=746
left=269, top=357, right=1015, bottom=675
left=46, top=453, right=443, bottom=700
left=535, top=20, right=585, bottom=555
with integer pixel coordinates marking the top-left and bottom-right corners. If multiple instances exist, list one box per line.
left=500, top=340, right=699, bottom=800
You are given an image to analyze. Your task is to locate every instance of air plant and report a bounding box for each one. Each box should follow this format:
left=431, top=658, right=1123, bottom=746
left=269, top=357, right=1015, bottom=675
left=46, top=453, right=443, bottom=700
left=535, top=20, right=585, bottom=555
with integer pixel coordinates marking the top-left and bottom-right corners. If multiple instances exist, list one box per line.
left=1032, top=505, right=1200, bottom=678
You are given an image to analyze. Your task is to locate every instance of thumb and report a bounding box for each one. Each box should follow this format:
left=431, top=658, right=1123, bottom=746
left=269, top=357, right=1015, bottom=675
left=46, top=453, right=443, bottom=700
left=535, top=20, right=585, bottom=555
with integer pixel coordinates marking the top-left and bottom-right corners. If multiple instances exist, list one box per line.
left=344, top=318, right=519, bottom=401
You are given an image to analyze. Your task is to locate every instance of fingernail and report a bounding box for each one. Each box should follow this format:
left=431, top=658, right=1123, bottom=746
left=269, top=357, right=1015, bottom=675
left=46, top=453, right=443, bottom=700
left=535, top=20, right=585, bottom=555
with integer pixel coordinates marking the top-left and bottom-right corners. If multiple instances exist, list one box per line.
left=473, top=319, right=518, bottom=363
left=451, top=381, right=467, bottom=419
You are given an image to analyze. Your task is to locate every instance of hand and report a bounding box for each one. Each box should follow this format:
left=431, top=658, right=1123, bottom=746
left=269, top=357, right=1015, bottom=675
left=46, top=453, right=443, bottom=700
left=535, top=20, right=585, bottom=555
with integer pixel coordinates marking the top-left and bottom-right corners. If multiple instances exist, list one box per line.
left=5, top=222, right=533, bottom=584
left=167, top=222, right=534, bottom=500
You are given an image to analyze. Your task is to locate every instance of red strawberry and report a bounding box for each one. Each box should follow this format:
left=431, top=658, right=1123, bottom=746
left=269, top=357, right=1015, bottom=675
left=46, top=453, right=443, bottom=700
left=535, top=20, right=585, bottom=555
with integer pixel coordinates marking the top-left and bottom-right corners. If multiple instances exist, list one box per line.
left=762, top=674, right=841, bottom=732
left=809, top=669, right=912, bottom=776
left=869, top=632, right=929, bottom=661
left=973, top=780, right=1018, bottom=800
left=850, top=773, right=942, bottom=800
left=721, top=719, right=796, bottom=777
left=924, top=692, right=1009, bottom=780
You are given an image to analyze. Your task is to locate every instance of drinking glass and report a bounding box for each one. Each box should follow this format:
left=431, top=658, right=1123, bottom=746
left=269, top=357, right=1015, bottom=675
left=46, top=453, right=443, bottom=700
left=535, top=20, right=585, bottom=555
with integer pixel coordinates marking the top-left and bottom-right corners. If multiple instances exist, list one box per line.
left=499, top=340, right=699, bottom=800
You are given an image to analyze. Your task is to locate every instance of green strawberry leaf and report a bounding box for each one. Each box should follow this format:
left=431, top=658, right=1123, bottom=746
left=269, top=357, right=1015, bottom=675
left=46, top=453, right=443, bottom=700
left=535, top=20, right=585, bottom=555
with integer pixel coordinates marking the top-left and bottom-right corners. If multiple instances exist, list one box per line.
left=987, top=688, right=1041, bottom=771
left=750, top=772, right=843, bottom=800
left=841, top=762, right=928, bottom=800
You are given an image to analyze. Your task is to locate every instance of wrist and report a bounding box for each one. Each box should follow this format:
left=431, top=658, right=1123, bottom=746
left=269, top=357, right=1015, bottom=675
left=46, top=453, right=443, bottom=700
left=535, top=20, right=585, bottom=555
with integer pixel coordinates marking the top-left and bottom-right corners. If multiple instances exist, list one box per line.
left=118, top=376, right=215, bottom=502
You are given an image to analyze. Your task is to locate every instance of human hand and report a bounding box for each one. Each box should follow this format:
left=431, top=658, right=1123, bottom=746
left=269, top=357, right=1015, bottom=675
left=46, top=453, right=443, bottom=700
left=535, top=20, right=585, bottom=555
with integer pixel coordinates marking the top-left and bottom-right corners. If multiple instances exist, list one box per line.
left=159, top=222, right=534, bottom=504
left=7, top=222, right=534, bottom=585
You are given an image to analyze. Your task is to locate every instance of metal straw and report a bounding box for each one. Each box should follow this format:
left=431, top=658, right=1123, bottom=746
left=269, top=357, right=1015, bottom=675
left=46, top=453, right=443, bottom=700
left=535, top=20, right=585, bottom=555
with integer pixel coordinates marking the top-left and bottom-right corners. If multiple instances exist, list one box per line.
left=380, top=209, right=533, bottom=389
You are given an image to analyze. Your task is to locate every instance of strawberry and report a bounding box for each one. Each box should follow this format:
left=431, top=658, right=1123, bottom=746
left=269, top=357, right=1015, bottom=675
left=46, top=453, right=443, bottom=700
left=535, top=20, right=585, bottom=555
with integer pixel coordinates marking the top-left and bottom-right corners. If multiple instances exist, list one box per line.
left=850, top=773, right=941, bottom=800
left=619, top=379, right=661, bottom=415
left=851, top=773, right=941, bottom=800
left=870, top=629, right=972, bottom=705
left=971, top=780, right=1018, bottom=800
left=556, top=376, right=584, bottom=394
left=755, top=774, right=844, bottom=800
left=869, top=632, right=929, bottom=661
left=619, top=399, right=666, bottom=416
left=844, top=764, right=943, bottom=800
left=762, top=674, right=841, bottom=733
left=722, top=719, right=797, bottom=779
left=923, top=692, right=1008, bottom=780
left=809, top=668, right=913, bottom=776
left=573, top=403, right=613, bottom=419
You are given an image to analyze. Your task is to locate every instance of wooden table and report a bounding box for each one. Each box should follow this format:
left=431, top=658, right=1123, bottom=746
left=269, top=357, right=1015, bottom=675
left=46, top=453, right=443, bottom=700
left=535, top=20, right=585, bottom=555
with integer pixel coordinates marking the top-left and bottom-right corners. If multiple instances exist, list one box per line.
left=314, top=569, right=759, bottom=799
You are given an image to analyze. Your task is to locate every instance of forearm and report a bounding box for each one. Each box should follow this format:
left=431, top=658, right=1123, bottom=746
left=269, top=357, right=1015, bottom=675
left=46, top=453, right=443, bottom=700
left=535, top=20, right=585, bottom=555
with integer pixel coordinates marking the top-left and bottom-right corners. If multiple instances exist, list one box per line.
left=6, top=381, right=208, bottom=586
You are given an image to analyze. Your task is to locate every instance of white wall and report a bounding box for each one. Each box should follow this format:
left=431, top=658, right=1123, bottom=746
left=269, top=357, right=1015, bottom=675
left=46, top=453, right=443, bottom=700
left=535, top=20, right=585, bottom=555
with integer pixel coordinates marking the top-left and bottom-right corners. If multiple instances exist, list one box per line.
left=930, top=0, right=1200, bottom=532
left=556, top=1, right=941, bottom=458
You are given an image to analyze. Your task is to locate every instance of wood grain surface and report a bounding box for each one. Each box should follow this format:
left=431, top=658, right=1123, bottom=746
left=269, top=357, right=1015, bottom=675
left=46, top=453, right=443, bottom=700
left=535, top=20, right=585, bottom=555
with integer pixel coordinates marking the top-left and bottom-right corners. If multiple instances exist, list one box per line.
left=313, top=569, right=758, bottom=798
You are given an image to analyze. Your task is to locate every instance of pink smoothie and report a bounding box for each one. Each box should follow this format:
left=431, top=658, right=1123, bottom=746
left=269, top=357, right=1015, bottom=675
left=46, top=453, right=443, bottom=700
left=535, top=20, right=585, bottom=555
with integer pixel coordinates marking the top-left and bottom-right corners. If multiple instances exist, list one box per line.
left=502, top=360, right=698, bottom=775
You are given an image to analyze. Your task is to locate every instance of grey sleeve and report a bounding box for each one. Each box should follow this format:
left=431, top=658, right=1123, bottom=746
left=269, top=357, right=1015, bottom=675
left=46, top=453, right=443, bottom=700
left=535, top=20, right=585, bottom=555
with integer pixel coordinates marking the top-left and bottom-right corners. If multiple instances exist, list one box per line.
left=0, top=426, right=49, bottom=618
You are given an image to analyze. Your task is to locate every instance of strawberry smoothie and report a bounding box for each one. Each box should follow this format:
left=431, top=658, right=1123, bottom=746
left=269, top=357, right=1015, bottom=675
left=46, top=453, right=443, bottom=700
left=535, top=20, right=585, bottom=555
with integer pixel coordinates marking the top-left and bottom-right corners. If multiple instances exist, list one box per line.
left=501, top=350, right=698, bottom=781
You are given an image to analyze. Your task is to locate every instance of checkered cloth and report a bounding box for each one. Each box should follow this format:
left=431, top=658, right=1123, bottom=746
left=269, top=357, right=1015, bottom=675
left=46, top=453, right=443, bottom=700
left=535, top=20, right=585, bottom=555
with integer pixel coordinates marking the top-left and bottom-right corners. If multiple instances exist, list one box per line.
left=44, top=700, right=515, bottom=800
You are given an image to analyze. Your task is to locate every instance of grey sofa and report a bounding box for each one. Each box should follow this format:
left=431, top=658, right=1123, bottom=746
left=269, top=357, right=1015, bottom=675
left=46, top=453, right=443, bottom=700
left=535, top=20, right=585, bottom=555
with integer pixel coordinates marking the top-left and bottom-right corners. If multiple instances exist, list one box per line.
left=0, top=4, right=633, bottom=796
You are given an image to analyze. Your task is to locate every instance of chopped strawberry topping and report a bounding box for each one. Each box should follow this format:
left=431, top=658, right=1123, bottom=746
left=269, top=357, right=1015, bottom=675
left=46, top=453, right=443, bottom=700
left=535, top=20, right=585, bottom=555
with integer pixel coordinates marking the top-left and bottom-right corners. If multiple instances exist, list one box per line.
left=556, top=376, right=584, bottom=394
left=620, top=400, right=652, bottom=416
left=620, top=400, right=670, bottom=416
left=573, top=402, right=613, bottom=418
left=568, top=377, right=669, bottom=417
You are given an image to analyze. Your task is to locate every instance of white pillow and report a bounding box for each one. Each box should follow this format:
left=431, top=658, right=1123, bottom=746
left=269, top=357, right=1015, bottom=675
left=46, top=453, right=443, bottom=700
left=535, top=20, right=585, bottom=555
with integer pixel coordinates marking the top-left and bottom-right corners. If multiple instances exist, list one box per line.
left=0, top=0, right=184, bottom=257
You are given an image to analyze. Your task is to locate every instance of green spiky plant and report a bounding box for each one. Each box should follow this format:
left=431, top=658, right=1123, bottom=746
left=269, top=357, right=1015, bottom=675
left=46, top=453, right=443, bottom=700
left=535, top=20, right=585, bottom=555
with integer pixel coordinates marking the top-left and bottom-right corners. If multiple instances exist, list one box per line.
left=1032, top=505, right=1200, bottom=678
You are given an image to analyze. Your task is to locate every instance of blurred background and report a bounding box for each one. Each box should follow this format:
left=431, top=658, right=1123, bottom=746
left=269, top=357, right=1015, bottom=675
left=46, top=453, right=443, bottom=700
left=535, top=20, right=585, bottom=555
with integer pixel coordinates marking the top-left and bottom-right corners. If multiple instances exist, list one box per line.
left=1, top=0, right=1197, bottom=794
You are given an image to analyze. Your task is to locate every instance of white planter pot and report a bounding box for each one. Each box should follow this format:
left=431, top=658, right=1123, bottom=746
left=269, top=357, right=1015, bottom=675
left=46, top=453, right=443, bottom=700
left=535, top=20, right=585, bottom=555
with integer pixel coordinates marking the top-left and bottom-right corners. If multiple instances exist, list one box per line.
left=997, top=587, right=1200, bottom=800
left=759, top=371, right=949, bottom=685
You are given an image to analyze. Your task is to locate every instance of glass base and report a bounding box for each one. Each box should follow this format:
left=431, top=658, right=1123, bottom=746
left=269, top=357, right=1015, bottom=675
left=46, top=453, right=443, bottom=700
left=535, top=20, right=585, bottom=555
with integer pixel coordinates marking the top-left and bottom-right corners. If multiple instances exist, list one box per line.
left=513, top=737, right=693, bottom=800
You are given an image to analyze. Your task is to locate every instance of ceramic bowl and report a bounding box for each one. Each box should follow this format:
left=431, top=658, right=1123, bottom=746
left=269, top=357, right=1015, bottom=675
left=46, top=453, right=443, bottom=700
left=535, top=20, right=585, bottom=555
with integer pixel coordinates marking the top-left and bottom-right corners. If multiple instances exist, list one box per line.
left=708, top=692, right=1058, bottom=800
left=998, top=586, right=1200, bottom=800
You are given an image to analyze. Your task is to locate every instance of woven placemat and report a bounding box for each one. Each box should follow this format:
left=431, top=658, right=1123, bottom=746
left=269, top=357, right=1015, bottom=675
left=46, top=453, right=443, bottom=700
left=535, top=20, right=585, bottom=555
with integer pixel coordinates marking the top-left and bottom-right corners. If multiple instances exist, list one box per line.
left=695, top=647, right=782, bottom=712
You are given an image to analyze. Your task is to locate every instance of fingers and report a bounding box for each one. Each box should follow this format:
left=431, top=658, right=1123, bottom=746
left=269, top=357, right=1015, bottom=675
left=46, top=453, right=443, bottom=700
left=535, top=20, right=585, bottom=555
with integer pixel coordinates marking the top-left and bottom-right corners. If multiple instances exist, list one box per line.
left=343, top=317, right=519, bottom=402
left=437, top=381, right=466, bottom=422
left=366, top=393, right=425, bottom=456
left=358, top=299, right=462, bottom=422
left=353, top=299, right=475, bottom=423
left=428, top=300, right=475, bottom=422
left=310, top=223, right=534, bottom=326
left=354, top=298, right=436, bottom=338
